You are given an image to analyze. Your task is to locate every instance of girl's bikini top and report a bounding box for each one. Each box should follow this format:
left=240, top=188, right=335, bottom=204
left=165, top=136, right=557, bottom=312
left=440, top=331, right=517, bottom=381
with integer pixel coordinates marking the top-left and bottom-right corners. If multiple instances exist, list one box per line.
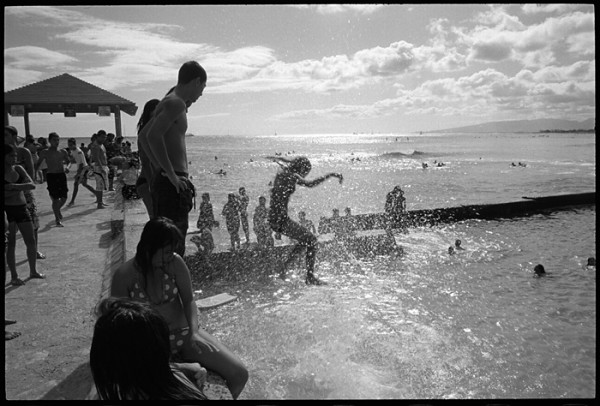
left=129, top=270, right=178, bottom=305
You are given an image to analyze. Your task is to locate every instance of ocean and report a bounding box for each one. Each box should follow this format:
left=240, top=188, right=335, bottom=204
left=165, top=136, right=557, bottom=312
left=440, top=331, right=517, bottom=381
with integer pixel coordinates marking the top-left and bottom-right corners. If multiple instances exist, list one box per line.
left=81, top=132, right=597, bottom=399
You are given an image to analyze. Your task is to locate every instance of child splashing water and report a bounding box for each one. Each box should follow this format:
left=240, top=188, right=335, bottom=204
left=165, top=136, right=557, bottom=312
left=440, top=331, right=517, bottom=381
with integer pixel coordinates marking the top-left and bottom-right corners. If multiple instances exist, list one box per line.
left=267, top=156, right=343, bottom=285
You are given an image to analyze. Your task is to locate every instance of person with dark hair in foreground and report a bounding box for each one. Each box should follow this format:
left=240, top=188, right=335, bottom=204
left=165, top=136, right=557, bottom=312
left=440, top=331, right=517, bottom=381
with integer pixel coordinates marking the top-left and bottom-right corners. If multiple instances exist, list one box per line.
left=90, top=297, right=207, bottom=400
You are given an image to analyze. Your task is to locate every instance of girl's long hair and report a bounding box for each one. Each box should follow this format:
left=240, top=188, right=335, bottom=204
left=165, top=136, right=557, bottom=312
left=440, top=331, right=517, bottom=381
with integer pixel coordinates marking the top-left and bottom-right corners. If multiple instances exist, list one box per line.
left=90, top=297, right=206, bottom=400
left=137, top=99, right=160, bottom=134
left=134, top=217, right=182, bottom=279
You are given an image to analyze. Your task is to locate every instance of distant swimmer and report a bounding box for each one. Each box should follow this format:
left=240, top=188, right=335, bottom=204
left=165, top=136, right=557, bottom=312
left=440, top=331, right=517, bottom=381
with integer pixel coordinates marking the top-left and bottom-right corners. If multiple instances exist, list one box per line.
left=518, top=162, right=527, bottom=167
left=422, top=162, right=428, bottom=169
left=216, top=169, right=227, bottom=176
left=267, top=155, right=343, bottom=285
left=586, top=257, right=595, bottom=269
left=448, top=246, right=455, bottom=255
left=533, top=264, right=546, bottom=276
left=455, top=239, right=465, bottom=250
left=510, top=162, right=516, bottom=167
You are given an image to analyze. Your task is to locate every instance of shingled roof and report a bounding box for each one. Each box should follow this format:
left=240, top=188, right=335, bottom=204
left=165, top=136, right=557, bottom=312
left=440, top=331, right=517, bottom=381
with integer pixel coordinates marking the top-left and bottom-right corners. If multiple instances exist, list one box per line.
left=4, top=73, right=137, bottom=116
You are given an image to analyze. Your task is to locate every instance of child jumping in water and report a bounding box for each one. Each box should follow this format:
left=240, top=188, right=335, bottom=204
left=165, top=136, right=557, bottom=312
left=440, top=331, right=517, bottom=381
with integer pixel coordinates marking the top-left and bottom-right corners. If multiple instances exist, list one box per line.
left=267, top=156, right=343, bottom=285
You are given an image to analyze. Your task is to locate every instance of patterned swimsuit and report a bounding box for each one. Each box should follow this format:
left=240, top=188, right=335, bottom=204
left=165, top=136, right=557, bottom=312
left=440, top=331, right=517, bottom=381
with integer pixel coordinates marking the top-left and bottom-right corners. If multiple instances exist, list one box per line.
left=128, top=270, right=190, bottom=355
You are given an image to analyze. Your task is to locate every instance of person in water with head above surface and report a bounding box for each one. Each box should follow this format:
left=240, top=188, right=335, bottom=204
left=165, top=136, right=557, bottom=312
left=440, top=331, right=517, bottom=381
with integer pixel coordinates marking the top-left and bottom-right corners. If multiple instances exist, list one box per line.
left=455, top=239, right=465, bottom=250
left=585, top=257, right=595, bottom=269
left=533, top=264, right=546, bottom=276
left=267, top=155, right=343, bottom=285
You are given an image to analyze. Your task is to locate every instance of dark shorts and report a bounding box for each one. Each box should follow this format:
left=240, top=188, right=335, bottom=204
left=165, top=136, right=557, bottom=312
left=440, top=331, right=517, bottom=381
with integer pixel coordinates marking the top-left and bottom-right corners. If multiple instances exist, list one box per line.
left=5, top=204, right=32, bottom=224
left=151, top=171, right=194, bottom=239
left=46, top=172, right=68, bottom=200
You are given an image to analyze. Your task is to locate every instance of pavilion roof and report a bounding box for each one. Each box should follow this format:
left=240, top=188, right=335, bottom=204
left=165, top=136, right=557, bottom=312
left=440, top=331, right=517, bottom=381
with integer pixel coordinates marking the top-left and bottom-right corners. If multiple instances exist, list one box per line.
left=4, top=73, right=137, bottom=116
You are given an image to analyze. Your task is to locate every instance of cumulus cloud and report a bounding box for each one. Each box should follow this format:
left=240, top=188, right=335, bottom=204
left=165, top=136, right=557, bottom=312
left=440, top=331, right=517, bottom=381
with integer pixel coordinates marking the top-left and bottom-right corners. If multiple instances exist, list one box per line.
left=5, top=46, right=78, bottom=69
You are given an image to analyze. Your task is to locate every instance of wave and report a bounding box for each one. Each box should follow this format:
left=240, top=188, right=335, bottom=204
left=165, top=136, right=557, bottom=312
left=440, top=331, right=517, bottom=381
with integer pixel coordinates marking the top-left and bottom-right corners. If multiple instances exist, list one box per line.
left=378, top=150, right=429, bottom=159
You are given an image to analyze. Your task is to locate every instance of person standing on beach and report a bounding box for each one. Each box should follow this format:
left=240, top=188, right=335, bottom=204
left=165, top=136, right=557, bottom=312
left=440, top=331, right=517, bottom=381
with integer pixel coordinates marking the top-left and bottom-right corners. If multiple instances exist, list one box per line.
left=384, top=185, right=407, bottom=236
left=222, top=193, right=241, bottom=251
left=196, top=192, right=216, bottom=231
left=5, top=210, right=22, bottom=340
left=237, top=187, right=250, bottom=246
left=105, top=133, right=119, bottom=192
left=5, top=144, right=45, bottom=284
left=90, top=131, right=110, bottom=209
left=35, top=132, right=70, bottom=227
left=36, top=137, right=48, bottom=183
left=267, top=156, right=343, bottom=285
left=24, top=135, right=42, bottom=183
left=138, top=61, right=207, bottom=256
left=5, top=126, right=45, bottom=260
left=253, top=196, right=273, bottom=249
left=136, top=99, right=160, bottom=219
left=67, top=138, right=97, bottom=207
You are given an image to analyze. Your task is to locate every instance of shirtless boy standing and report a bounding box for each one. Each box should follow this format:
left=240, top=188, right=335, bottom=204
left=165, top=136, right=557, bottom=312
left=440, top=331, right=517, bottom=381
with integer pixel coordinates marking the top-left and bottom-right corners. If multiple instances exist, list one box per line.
left=90, top=131, right=110, bottom=209
left=35, top=132, right=70, bottom=226
left=138, top=61, right=207, bottom=256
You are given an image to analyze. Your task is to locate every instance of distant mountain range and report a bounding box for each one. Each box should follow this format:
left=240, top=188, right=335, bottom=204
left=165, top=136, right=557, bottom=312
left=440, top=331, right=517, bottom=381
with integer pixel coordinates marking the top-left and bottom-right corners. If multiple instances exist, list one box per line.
left=428, top=118, right=595, bottom=133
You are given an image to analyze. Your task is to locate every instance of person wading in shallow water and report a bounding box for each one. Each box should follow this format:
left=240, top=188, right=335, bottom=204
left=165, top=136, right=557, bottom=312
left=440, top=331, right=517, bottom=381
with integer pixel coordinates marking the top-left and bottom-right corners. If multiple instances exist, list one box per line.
left=267, top=155, right=343, bottom=285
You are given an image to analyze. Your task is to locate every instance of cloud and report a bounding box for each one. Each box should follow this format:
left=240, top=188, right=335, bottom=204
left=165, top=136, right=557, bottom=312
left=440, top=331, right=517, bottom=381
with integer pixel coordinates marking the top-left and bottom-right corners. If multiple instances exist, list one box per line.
left=464, top=7, right=595, bottom=67
left=5, top=46, right=78, bottom=69
left=293, top=4, right=384, bottom=15
left=274, top=59, right=595, bottom=123
left=521, top=4, right=585, bottom=15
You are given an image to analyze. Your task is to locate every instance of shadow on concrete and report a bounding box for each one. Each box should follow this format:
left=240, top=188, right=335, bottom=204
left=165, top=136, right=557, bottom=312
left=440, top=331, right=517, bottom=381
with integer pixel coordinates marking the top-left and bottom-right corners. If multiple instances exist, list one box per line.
left=98, top=231, right=113, bottom=249
left=40, top=362, right=94, bottom=400
left=96, top=220, right=112, bottom=232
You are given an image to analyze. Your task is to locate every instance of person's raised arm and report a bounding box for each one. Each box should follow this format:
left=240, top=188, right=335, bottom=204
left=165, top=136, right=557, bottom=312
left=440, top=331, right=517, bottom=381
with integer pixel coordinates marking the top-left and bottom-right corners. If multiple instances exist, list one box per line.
left=146, top=98, right=186, bottom=191
left=298, top=172, right=343, bottom=188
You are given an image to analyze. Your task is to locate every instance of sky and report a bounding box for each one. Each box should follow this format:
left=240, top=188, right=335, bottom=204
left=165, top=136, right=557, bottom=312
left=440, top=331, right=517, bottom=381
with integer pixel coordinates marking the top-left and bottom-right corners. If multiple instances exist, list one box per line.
left=3, top=4, right=596, bottom=138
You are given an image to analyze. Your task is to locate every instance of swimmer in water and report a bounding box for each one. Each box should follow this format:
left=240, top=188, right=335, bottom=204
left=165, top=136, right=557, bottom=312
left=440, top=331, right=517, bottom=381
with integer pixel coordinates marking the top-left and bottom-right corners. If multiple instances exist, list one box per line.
left=586, top=257, right=595, bottom=269
left=267, top=156, right=343, bottom=285
left=533, top=264, right=546, bottom=276
left=455, top=239, right=465, bottom=250
left=448, top=246, right=455, bottom=255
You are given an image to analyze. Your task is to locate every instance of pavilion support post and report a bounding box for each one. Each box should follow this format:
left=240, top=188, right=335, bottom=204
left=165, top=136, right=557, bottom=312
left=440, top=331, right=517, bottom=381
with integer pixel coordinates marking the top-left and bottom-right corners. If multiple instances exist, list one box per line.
left=24, top=111, right=31, bottom=136
left=114, top=106, right=122, bottom=139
